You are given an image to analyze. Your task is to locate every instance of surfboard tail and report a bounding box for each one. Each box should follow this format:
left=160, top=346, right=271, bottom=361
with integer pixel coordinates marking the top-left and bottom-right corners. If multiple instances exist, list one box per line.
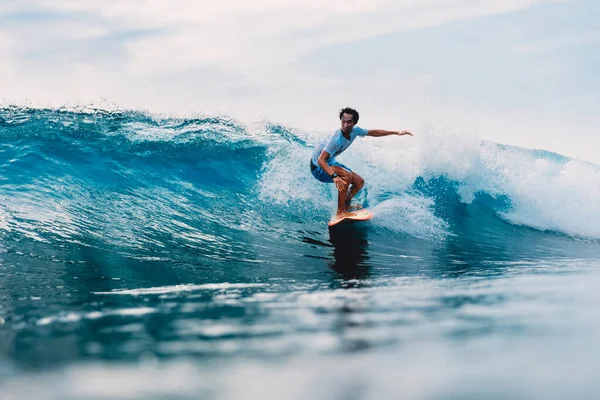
left=328, top=209, right=373, bottom=227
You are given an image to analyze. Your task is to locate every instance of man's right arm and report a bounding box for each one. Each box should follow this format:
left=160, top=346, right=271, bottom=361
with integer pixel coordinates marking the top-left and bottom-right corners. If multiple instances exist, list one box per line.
left=317, top=150, right=337, bottom=179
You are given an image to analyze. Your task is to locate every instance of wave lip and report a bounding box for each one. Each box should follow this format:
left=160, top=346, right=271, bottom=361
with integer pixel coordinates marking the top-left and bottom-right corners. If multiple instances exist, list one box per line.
left=408, top=129, right=600, bottom=239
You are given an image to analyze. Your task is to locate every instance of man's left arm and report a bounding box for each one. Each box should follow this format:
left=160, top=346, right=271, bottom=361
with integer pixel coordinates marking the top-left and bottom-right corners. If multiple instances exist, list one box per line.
left=367, top=129, right=413, bottom=137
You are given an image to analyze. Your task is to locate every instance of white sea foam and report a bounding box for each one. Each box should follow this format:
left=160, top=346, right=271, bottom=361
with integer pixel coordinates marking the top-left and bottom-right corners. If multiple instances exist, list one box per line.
left=495, top=153, right=600, bottom=238
left=416, top=125, right=600, bottom=238
left=256, top=125, right=328, bottom=212
left=93, top=283, right=269, bottom=296
left=257, top=123, right=449, bottom=238
left=370, top=195, right=450, bottom=240
left=37, top=307, right=156, bottom=326
left=261, top=121, right=600, bottom=239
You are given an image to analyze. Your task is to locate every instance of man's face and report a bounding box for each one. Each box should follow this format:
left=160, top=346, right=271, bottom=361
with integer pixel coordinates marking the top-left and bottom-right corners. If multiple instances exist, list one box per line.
left=340, top=113, right=356, bottom=134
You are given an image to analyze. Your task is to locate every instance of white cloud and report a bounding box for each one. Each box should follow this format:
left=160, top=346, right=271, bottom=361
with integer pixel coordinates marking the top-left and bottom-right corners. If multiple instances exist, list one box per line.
left=0, top=31, right=16, bottom=85
left=4, top=0, right=571, bottom=76
left=0, top=31, right=13, bottom=52
left=513, top=31, right=600, bottom=53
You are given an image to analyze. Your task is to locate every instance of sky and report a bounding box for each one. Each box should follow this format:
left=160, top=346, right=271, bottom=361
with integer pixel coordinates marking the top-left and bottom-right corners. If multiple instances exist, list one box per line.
left=1, top=0, right=599, bottom=163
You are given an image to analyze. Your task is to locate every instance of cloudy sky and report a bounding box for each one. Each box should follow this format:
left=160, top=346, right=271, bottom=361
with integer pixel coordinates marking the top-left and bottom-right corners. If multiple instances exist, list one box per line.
left=1, top=0, right=599, bottom=163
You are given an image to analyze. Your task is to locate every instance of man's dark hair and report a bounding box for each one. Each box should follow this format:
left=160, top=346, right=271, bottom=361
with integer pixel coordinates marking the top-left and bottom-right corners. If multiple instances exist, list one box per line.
left=339, top=107, right=359, bottom=124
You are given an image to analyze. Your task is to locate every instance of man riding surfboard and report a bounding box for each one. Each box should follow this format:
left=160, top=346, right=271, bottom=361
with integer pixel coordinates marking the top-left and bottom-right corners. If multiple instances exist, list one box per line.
left=310, top=107, right=413, bottom=221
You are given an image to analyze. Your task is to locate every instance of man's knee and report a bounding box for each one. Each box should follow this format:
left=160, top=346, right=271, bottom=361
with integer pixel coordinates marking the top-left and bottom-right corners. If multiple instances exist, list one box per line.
left=354, top=174, right=365, bottom=187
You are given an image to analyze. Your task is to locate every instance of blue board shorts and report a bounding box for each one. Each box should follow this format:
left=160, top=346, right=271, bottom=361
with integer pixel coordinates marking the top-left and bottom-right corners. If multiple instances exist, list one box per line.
left=310, top=160, right=352, bottom=183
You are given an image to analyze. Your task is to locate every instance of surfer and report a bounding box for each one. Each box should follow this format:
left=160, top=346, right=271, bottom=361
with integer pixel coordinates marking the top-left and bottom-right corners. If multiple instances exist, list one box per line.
left=310, top=107, right=413, bottom=220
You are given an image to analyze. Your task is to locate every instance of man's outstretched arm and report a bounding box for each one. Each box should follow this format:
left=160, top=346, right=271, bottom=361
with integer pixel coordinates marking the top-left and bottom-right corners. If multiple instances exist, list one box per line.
left=367, top=129, right=413, bottom=137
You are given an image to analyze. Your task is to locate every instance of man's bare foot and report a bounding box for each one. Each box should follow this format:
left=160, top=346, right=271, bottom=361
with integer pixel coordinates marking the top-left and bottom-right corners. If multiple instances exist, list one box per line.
left=335, top=210, right=357, bottom=219
left=345, top=203, right=363, bottom=211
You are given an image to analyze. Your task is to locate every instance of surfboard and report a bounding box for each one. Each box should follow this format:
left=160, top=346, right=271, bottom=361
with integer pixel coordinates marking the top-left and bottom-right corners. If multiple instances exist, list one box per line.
left=328, top=208, right=373, bottom=227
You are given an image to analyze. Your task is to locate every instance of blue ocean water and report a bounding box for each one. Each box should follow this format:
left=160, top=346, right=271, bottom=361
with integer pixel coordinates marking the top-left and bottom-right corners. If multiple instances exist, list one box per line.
left=1, top=106, right=600, bottom=399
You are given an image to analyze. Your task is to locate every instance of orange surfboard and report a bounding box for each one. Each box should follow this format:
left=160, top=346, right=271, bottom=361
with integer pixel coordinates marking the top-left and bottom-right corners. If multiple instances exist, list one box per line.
left=328, top=208, right=373, bottom=227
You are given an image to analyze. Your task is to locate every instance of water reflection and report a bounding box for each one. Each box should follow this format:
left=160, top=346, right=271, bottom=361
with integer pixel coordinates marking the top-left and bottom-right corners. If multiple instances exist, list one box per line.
left=328, top=223, right=370, bottom=281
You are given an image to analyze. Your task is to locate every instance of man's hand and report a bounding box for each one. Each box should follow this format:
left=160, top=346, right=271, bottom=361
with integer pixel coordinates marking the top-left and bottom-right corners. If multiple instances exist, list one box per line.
left=397, top=131, right=413, bottom=136
left=333, top=176, right=346, bottom=191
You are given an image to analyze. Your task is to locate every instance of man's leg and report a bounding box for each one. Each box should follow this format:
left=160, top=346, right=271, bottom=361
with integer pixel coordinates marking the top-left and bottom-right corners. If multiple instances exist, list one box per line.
left=331, top=166, right=353, bottom=217
left=345, top=172, right=365, bottom=206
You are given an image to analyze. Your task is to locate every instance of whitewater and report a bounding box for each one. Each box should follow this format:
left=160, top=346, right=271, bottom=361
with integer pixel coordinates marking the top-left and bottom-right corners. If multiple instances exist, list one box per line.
left=1, top=106, right=600, bottom=400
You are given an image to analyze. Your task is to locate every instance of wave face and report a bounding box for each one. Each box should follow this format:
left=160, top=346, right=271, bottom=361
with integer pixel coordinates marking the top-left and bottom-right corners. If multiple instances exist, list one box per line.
left=2, top=107, right=600, bottom=400
left=1, top=106, right=599, bottom=253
